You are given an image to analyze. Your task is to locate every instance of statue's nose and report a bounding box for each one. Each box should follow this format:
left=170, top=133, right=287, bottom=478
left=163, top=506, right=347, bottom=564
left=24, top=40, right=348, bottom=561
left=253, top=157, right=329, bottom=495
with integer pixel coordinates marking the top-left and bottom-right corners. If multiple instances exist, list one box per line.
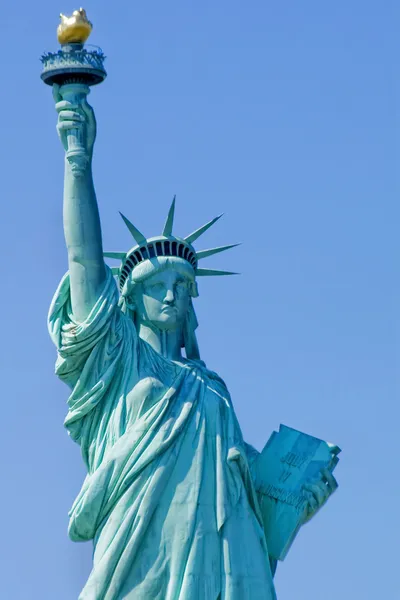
left=164, top=289, right=175, bottom=304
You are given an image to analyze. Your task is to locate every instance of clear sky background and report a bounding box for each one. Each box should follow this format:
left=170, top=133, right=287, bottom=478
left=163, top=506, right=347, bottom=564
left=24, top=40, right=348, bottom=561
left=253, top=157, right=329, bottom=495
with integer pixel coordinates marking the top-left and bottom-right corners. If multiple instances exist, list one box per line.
left=0, top=1, right=397, bottom=598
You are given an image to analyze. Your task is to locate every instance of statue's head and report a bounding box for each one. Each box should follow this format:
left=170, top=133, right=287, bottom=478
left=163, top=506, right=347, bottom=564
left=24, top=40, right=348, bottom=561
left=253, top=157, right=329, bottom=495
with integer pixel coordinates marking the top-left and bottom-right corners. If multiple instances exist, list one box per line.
left=105, top=197, right=239, bottom=358
left=123, top=257, right=196, bottom=333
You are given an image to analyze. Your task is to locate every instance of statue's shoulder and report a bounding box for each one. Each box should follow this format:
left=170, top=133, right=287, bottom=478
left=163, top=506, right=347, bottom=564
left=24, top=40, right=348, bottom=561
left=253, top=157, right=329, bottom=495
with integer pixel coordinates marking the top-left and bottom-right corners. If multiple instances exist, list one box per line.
left=188, top=359, right=230, bottom=397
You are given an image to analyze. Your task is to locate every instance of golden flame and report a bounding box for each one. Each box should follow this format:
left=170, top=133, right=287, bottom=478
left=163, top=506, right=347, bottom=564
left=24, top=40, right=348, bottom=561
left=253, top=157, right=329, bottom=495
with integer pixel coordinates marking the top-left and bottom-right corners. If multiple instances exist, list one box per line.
left=57, top=7, right=92, bottom=44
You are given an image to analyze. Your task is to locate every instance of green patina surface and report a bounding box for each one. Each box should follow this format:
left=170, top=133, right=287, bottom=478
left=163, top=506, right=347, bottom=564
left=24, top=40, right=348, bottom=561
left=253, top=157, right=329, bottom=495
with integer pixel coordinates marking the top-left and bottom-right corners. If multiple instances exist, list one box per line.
left=45, top=43, right=338, bottom=600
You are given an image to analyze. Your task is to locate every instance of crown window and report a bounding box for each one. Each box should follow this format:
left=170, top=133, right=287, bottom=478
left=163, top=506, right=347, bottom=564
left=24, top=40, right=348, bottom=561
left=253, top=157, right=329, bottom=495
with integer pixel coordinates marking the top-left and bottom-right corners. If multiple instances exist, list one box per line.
left=140, top=246, right=149, bottom=260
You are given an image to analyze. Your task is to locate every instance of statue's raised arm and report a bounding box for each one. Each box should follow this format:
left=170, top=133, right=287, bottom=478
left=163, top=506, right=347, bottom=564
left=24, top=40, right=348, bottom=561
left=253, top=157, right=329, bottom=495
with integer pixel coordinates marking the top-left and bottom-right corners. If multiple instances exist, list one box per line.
left=54, top=84, right=106, bottom=322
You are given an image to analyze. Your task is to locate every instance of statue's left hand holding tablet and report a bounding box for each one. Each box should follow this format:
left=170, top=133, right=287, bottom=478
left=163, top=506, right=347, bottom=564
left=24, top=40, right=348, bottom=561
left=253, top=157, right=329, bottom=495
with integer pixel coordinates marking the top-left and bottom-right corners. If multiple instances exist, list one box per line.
left=302, top=467, right=338, bottom=524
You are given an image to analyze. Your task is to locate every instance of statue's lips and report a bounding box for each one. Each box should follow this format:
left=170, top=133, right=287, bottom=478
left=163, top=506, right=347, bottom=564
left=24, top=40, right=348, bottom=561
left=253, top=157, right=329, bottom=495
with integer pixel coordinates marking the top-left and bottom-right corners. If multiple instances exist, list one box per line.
left=161, top=306, right=176, bottom=313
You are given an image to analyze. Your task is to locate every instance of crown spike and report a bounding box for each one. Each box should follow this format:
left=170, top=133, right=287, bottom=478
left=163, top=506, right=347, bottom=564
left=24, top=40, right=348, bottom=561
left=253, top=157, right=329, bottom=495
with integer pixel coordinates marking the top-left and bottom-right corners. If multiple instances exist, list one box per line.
left=184, top=214, right=224, bottom=244
left=119, top=212, right=147, bottom=245
left=103, top=252, right=126, bottom=260
left=196, top=243, right=241, bottom=261
left=196, top=268, right=239, bottom=277
left=162, top=195, right=176, bottom=237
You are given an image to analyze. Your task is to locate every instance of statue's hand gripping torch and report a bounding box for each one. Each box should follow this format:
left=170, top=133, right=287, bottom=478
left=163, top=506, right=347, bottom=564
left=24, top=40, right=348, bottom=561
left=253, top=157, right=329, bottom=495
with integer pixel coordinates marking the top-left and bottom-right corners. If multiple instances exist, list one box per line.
left=54, top=82, right=94, bottom=175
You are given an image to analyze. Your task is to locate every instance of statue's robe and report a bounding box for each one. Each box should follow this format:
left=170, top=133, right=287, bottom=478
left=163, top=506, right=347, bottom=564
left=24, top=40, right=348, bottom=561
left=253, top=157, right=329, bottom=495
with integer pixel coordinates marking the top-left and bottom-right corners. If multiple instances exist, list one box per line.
left=49, top=268, right=277, bottom=600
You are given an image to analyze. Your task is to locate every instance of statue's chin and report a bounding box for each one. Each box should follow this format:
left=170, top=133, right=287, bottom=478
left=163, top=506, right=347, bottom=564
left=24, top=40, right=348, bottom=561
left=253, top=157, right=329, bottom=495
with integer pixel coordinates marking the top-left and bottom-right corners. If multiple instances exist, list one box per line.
left=149, top=313, right=183, bottom=333
left=154, top=321, right=180, bottom=333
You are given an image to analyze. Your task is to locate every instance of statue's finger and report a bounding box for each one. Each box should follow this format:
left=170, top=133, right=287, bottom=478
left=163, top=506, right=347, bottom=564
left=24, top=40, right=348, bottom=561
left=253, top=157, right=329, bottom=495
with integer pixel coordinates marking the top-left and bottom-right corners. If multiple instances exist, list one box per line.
left=317, top=483, right=330, bottom=503
left=55, top=101, right=80, bottom=113
left=57, top=121, right=84, bottom=132
left=303, top=490, right=317, bottom=511
left=303, top=483, right=319, bottom=502
left=321, top=468, right=338, bottom=492
left=306, top=483, right=327, bottom=505
left=58, top=111, right=85, bottom=122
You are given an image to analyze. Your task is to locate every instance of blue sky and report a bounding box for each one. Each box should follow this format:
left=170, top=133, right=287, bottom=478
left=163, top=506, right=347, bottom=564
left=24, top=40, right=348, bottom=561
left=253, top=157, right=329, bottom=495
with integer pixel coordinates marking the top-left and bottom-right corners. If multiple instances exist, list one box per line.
left=0, top=1, right=397, bottom=598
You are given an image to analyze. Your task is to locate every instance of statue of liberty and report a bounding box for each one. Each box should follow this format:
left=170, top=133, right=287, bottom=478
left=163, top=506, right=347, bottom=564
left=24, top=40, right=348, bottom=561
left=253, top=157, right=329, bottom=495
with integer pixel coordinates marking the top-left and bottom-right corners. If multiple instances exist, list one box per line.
left=46, top=11, right=338, bottom=600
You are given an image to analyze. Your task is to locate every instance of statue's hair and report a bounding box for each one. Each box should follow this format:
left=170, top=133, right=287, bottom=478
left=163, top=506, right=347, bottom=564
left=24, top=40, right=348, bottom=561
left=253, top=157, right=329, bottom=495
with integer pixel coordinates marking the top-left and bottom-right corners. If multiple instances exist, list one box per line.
left=118, top=256, right=200, bottom=359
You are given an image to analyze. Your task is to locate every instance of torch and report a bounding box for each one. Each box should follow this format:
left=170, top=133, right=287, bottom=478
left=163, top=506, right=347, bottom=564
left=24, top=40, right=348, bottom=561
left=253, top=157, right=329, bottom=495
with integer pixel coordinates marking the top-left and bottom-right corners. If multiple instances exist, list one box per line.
left=40, top=8, right=106, bottom=174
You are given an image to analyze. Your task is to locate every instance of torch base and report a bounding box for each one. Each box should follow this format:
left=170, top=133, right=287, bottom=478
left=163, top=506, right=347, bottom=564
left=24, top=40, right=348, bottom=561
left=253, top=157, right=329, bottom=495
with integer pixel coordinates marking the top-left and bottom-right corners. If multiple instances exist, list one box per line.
left=40, top=44, right=107, bottom=87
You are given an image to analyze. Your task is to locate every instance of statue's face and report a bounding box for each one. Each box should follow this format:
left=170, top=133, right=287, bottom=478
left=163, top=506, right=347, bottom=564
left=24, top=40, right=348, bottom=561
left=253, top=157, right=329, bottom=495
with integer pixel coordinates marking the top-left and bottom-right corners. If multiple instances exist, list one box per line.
left=133, top=270, right=191, bottom=331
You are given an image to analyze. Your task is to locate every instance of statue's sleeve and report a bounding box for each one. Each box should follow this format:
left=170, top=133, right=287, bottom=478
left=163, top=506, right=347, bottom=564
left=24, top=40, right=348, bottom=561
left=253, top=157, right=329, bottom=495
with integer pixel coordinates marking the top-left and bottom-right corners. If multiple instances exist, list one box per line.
left=244, top=442, right=278, bottom=578
left=48, top=266, right=124, bottom=389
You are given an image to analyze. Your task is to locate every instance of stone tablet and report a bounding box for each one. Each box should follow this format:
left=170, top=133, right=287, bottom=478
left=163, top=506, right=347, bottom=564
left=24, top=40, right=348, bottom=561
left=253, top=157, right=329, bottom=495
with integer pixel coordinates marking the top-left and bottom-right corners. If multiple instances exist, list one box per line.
left=252, top=424, right=340, bottom=561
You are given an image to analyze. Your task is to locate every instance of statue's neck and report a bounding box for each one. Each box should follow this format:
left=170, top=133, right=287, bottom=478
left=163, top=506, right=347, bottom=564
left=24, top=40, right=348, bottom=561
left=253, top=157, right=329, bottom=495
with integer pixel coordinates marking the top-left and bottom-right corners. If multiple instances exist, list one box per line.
left=138, top=322, right=183, bottom=361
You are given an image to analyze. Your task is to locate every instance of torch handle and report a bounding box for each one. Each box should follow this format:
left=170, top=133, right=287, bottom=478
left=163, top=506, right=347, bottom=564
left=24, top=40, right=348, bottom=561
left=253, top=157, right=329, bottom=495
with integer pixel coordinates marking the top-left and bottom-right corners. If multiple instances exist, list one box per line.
left=59, top=82, right=91, bottom=174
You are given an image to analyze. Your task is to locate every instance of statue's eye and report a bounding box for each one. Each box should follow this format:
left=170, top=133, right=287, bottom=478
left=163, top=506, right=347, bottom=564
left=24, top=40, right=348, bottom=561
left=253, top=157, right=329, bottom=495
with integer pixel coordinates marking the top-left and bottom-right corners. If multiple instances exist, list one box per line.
left=149, top=282, right=164, bottom=292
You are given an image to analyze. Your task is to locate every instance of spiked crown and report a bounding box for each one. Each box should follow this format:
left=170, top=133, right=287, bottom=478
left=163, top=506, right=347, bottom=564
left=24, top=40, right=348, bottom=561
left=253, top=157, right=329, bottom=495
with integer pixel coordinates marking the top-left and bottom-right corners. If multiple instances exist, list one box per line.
left=104, top=197, right=239, bottom=292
